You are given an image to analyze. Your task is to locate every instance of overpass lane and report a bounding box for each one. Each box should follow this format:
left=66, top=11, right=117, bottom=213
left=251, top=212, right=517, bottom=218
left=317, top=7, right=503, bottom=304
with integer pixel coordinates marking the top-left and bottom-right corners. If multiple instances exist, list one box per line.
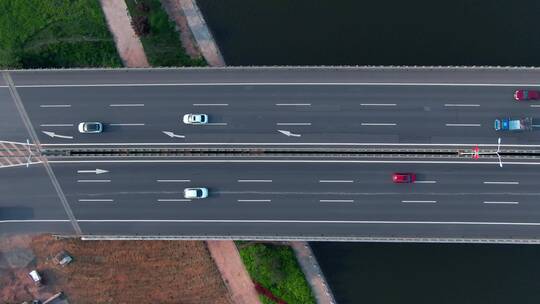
left=50, top=161, right=540, bottom=224
left=16, top=85, right=540, bottom=146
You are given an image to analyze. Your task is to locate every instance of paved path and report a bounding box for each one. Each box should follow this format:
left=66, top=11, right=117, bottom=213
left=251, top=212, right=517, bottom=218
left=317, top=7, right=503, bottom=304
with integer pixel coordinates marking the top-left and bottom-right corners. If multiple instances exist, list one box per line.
left=291, top=242, right=337, bottom=304
left=177, top=0, right=226, bottom=66
left=206, top=241, right=261, bottom=304
left=99, top=0, right=150, bottom=67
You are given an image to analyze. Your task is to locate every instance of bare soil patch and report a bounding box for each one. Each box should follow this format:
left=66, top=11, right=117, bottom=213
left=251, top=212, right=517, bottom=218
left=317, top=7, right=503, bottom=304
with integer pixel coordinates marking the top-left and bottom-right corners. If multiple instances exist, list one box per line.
left=0, top=234, right=232, bottom=304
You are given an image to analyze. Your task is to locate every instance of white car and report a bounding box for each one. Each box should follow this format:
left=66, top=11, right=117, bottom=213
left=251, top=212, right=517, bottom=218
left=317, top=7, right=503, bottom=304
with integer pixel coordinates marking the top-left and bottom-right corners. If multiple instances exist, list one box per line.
left=78, top=122, right=103, bottom=133
left=29, top=270, right=42, bottom=286
left=183, top=114, right=208, bottom=125
left=184, top=187, right=209, bottom=199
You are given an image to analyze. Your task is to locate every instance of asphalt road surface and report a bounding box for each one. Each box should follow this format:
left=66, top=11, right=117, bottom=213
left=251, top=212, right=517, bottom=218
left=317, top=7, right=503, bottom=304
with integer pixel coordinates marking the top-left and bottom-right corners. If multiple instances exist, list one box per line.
left=2, top=68, right=540, bottom=241
left=3, top=68, right=540, bottom=148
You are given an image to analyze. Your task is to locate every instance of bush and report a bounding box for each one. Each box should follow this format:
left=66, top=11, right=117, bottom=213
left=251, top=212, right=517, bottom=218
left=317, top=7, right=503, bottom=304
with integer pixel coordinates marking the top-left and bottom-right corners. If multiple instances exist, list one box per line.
left=239, top=244, right=316, bottom=304
left=131, top=15, right=150, bottom=37
left=136, top=1, right=150, bottom=13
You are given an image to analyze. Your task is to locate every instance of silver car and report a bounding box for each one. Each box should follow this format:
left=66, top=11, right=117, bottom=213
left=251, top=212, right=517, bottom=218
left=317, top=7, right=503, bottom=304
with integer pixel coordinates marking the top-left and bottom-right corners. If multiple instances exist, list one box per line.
left=78, top=122, right=103, bottom=133
left=183, top=114, right=208, bottom=125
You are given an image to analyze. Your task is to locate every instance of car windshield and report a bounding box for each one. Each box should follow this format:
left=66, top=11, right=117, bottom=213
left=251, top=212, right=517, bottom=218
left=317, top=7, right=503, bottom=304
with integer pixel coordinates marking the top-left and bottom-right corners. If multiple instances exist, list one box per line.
left=523, top=91, right=529, bottom=99
left=86, top=123, right=99, bottom=131
left=196, top=189, right=202, bottom=196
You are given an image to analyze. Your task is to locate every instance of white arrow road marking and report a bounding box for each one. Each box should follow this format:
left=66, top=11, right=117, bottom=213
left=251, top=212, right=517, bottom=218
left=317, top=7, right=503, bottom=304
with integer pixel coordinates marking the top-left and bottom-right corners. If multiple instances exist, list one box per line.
left=162, top=131, right=186, bottom=138
left=77, top=169, right=109, bottom=174
left=278, top=130, right=301, bottom=137
left=42, top=131, right=73, bottom=139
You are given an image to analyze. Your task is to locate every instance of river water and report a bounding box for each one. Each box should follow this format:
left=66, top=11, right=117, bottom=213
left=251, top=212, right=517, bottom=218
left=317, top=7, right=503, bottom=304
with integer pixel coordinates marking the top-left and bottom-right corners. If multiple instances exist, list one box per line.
left=198, top=0, right=540, bottom=66
left=196, top=1, right=540, bottom=303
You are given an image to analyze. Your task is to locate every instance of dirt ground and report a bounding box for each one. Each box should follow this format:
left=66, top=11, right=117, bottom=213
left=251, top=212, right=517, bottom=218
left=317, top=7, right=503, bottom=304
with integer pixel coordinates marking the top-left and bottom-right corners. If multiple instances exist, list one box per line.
left=0, top=234, right=233, bottom=304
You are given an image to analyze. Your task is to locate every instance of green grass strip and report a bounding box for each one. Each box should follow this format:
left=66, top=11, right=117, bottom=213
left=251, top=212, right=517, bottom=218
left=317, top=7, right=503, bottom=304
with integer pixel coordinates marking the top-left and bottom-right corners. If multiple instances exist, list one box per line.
left=239, top=243, right=316, bottom=304
left=0, top=0, right=122, bottom=68
left=125, top=0, right=206, bottom=67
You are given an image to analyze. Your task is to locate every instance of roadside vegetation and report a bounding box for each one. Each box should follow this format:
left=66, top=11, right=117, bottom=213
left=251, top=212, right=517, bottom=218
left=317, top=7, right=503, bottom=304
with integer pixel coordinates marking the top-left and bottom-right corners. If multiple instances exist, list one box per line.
left=238, top=243, right=316, bottom=304
left=125, top=0, right=206, bottom=67
left=0, top=0, right=122, bottom=68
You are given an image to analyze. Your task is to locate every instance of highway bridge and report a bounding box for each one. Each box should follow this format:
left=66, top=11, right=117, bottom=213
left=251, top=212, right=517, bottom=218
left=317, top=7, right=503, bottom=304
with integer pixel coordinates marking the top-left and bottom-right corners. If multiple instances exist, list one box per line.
left=2, top=67, right=540, bottom=243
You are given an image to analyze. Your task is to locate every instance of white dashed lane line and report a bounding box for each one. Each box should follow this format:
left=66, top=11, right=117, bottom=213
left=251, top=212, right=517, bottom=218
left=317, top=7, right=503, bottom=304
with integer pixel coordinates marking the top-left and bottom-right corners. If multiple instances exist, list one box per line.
left=276, top=123, right=312, bottom=126
left=361, top=123, right=396, bottom=126
left=78, top=199, right=114, bottom=202
left=77, top=180, right=111, bottom=183
left=40, top=124, right=74, bottom=127
left=319, top=180, right=354, bottom=183
left=414, top=181, right=437, bottom=184
left=445, top=123, right=481, bottom=127
left=40, top=104, right=71, bottom=108
left=238, top=180, right=273, bottom=183
left=275, top=103, right=311, bottom=106
left=444, top=104, right=480, bottom=107
left=360, top=103, right=396, bottom=106
left=156, top=179, right=191, bottom=183
left=109, top=123, right=145, bottom=126
left=193, top=103, right=229, bottom=106
left=109, top=104, right=144, bottom=107
left=483, top=201, right=519, bottom=205
left=320, top=199, right=354, bottom=203
left=483, top=181, right=519, bottom=185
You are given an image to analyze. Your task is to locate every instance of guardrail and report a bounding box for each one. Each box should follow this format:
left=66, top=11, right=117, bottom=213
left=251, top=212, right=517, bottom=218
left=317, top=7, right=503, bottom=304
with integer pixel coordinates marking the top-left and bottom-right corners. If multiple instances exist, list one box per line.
left=76, top=234, right=540, bottom=244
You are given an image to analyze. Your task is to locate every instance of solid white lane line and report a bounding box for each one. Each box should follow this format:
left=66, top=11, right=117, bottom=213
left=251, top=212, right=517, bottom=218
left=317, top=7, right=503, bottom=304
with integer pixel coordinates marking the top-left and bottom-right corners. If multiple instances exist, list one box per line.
left=77, top=179, right=111, bottom=183
left=238, top=179, right=273, bottom=183
left=483, top=181, right=519, bottom=185
left=319, top=180, right=354, bottom=183
left=20, top=82, right=540, bottom=88
left=157, top=199, right=191, bottom=202
left=193, top=103, right=229, bottom=106
left=360, top=103, right=396, bottom=106
left=39, top=142, right=540, bottom=147
left=109, top=123, right=145, bottom=126
left=156, top=179, right=191, bottom=182
left=276, top=123, right=312, bottom=126
left=361, top=123, right=396, bottom=126
left=483, top=201, right=519, bottom=205
left=205, top=123, right=228, bottom=126
left=109, top=104, right=144, bottom=107
left=237, top=199, right=271, bottom=202
left=76, top=219, right=540, bottom=226
left=414, top=181, right=437, bottom=184
left=40, top=124, right=74, bottom=127
left=320, top=199, right=354, bottom=203
left=78, top=199, right=114, bottom=202
left=40, top=104, right=71, bottom=108
left=275, top=103, right=311, bottom=106
left=445, top=123, right=481, bottom=127
left=444, top=104, right=480, bottom=107
left=402, top=200, right=437, bottom=203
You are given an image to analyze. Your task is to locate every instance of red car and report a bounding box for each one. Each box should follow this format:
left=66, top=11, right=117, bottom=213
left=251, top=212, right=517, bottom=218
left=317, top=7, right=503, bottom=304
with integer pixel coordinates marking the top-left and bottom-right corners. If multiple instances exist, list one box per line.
left=514, top=90, right=540, bottom=101
left=392, top=173, right=416, bottom=183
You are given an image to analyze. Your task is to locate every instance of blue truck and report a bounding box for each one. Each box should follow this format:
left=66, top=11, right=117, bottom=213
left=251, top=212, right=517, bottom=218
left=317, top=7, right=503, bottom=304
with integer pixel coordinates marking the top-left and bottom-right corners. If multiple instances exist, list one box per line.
left=494, top=117, right=532, bottom=131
